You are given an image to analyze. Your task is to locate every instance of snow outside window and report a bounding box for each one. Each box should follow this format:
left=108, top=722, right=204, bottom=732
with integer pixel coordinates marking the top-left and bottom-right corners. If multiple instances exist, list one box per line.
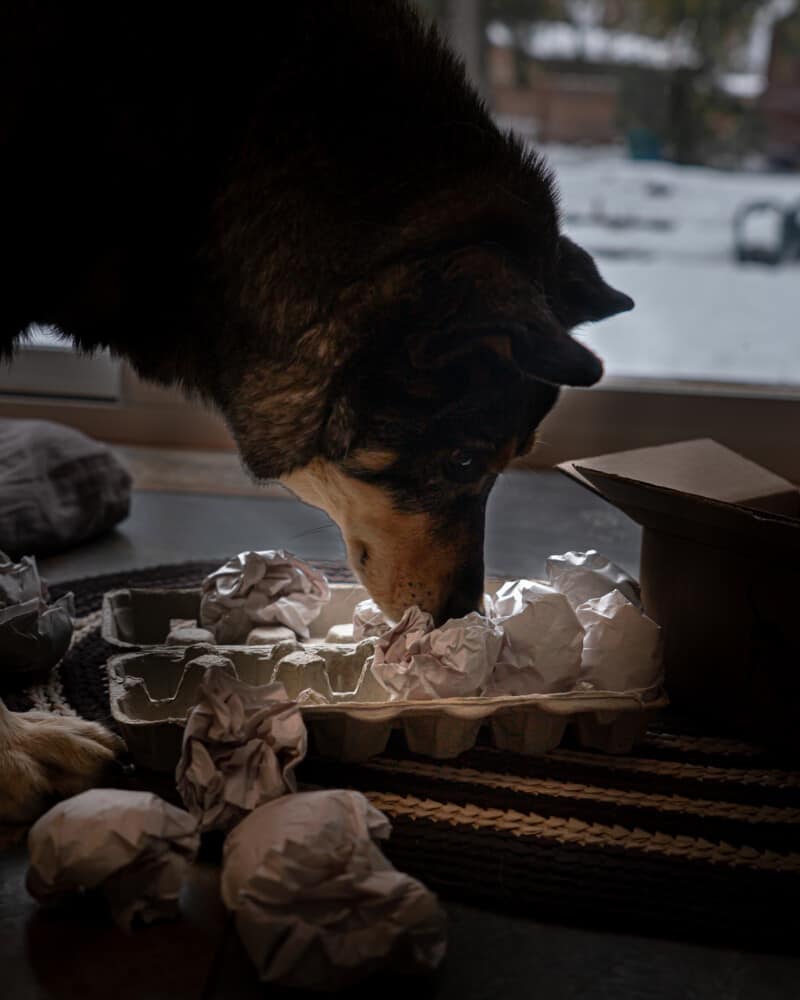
left=440, top=0, right=800, bottom=391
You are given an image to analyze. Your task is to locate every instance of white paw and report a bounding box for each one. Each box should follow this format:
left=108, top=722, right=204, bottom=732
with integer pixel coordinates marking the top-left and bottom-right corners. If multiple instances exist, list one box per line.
left=0, top=704, right=125, bottom=824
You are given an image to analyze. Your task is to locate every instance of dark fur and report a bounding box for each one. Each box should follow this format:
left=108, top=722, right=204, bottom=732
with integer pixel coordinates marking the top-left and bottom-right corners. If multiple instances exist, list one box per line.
left=2, top=0, right=632, bottom=616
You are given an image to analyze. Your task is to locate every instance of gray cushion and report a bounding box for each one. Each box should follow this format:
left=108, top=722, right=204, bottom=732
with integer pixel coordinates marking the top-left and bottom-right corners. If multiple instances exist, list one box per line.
left=0, top=419, right=131, bottom=556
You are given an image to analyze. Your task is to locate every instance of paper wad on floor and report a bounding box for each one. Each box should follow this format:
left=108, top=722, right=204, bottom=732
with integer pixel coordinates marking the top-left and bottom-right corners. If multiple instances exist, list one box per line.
left=26, top=789, right=199, bottom=929
left=221, top=789, right=447, bottom=989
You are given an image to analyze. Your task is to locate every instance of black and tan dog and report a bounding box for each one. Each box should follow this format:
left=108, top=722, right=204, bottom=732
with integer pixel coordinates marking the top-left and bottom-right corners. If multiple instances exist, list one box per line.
left=0, top=0, right=632, bottom=820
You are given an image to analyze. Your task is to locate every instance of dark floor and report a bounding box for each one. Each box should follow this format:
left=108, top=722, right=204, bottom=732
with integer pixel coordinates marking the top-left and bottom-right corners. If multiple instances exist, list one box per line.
left=5, top=470, right=799, bottom=999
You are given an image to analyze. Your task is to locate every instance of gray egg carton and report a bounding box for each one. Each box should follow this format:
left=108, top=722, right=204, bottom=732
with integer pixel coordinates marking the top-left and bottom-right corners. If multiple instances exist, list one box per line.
left=101, top=582, right=376, bottom=651
left=108, top=632, right=667, bottom=771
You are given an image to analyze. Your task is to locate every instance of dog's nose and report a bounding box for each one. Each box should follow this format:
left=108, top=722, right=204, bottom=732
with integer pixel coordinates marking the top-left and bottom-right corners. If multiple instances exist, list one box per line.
left=435, top=591, right=482, bottom=626
left=435, top=562, right=484, bottom=626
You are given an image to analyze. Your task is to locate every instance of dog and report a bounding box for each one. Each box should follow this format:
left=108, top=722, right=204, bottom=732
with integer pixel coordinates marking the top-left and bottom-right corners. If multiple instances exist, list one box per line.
left=1, top=1, right=632, bottom=821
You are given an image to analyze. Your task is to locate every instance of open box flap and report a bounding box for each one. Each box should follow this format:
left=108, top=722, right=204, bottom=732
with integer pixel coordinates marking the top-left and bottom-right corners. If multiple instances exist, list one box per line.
left=559, top=440, right=800, bottom=553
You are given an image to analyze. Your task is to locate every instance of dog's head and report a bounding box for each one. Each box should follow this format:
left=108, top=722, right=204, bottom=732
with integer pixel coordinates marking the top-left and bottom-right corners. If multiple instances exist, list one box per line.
left=227, top=182, right=632, bottom=625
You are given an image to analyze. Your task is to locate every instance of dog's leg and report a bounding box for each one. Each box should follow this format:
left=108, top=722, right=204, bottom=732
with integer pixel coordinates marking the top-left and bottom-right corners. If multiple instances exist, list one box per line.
left=0, top=697, right=124, bottom=824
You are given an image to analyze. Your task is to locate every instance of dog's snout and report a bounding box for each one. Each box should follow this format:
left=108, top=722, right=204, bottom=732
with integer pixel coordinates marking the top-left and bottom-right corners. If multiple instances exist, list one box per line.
left=434, top=560, right=485, bottom=626
left=436, top=591, right=481, bottom=626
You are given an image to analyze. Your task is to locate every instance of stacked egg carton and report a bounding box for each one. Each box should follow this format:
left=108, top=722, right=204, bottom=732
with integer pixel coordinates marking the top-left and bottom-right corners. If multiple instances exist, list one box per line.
left=104, top=582, right=667, bottom=769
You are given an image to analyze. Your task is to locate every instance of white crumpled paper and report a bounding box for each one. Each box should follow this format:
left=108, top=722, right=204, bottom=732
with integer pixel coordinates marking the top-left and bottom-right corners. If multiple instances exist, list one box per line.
left=371, top=606, right=503, bottom=700
left=546, top=549, right=640, bottom=609
left=26, top=789, right=199, bottom=929
left=484, top=580, right=584, bottom=696
left=199, top=550, right=330, bottom=642
left=221, top=789, right=446, bottom=990
left=0, top=551, right=74, bottom=677
left=352, top=597, right=391, bottom=640
left=176, top=668, right=307, bottom=833
left=544, top=551, right=661, bottom=692
left=576, top=589, right=662, bottom=692
left=0, top=551, right=41, bottom=605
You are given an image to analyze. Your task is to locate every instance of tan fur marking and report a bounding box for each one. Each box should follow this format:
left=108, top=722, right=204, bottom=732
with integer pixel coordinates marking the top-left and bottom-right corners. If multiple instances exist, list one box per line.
left=346, top=448, right=399, bottom=472
left=282, top=459, right=462, bottom=621
left=480, top=334, right=513, bottom=359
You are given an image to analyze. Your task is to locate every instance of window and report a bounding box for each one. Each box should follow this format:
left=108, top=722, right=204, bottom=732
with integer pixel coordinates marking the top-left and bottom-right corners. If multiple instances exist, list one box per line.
left=1, top=326, right=119, bottom=400
left=2, top=2, right=798, bottom=478
left=0, top=328, right=232, bottom=451
left=421, top=0, right=800, bottom=478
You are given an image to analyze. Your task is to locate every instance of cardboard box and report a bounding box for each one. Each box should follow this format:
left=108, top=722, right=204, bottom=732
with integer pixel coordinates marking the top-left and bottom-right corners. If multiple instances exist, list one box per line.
left=560, top=439, right=800, bottom=747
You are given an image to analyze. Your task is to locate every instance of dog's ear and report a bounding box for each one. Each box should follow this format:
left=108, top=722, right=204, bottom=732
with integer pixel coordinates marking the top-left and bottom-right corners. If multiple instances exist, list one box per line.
left=505, top=317, right=603, bottom=387
left=556, top=236, right=634, bottom=327
left=405, top=247, right=606, bottom=388
left=411, top=313, right=603, bottom=388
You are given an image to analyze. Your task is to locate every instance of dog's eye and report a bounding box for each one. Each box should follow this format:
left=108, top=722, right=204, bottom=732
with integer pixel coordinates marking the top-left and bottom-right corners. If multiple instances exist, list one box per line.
left=443, top=449, right=483, bottom=483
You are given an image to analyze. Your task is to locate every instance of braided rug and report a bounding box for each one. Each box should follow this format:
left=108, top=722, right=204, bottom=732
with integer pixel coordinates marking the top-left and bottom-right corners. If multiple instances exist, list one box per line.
left=6, top=561, right=799, bottom=952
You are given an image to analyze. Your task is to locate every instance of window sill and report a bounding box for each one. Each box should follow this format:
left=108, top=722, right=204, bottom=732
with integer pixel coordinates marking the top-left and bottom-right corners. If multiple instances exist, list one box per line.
left=0, top=367, right=796, bottom=482
left=519, top=380, right=800, bottom=482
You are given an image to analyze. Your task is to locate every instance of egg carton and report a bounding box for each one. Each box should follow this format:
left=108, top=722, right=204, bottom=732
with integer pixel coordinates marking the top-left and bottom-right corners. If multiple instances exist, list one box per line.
left=108, top=634, right=668, bottom=771
left=103, top=582, right=381, bottom=651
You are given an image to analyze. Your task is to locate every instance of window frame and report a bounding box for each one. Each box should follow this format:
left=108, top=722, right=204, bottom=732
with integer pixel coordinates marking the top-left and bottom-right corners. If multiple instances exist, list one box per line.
left=0, top=341, right=121, bottom=401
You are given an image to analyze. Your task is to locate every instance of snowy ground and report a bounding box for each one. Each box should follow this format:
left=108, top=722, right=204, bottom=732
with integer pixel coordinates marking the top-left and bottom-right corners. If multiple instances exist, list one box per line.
left=541, top=145, right=800, bottom=387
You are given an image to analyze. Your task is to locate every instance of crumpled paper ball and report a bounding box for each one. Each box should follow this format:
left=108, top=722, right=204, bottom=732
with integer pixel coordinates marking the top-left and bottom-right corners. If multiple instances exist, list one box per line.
left=545, top=549, right=640, bottom=609
left=26, top=789, right=199, bottom=930
left=221, top=790, right=447, bottom=990
left=576, top=589, right=662, bottom=692
left=176, top=668, right=307, bottom=833
left=199, top=550, right=330, bottom=642
left=352, top=598, right=391, bottom=640
left=484, top=580, right=584, bottom=696
left=0, top=551, right=74, bottom=680
left=371, top=606, right=503, bottom=700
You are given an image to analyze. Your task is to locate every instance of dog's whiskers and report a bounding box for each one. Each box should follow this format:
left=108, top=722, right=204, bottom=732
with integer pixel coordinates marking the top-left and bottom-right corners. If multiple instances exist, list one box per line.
left=287, top=522, right=341, bottom=542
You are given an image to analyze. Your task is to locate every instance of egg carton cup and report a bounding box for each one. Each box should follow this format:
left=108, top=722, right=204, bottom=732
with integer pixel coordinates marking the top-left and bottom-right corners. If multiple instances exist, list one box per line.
left=108, top=633, right=668, bottom=770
